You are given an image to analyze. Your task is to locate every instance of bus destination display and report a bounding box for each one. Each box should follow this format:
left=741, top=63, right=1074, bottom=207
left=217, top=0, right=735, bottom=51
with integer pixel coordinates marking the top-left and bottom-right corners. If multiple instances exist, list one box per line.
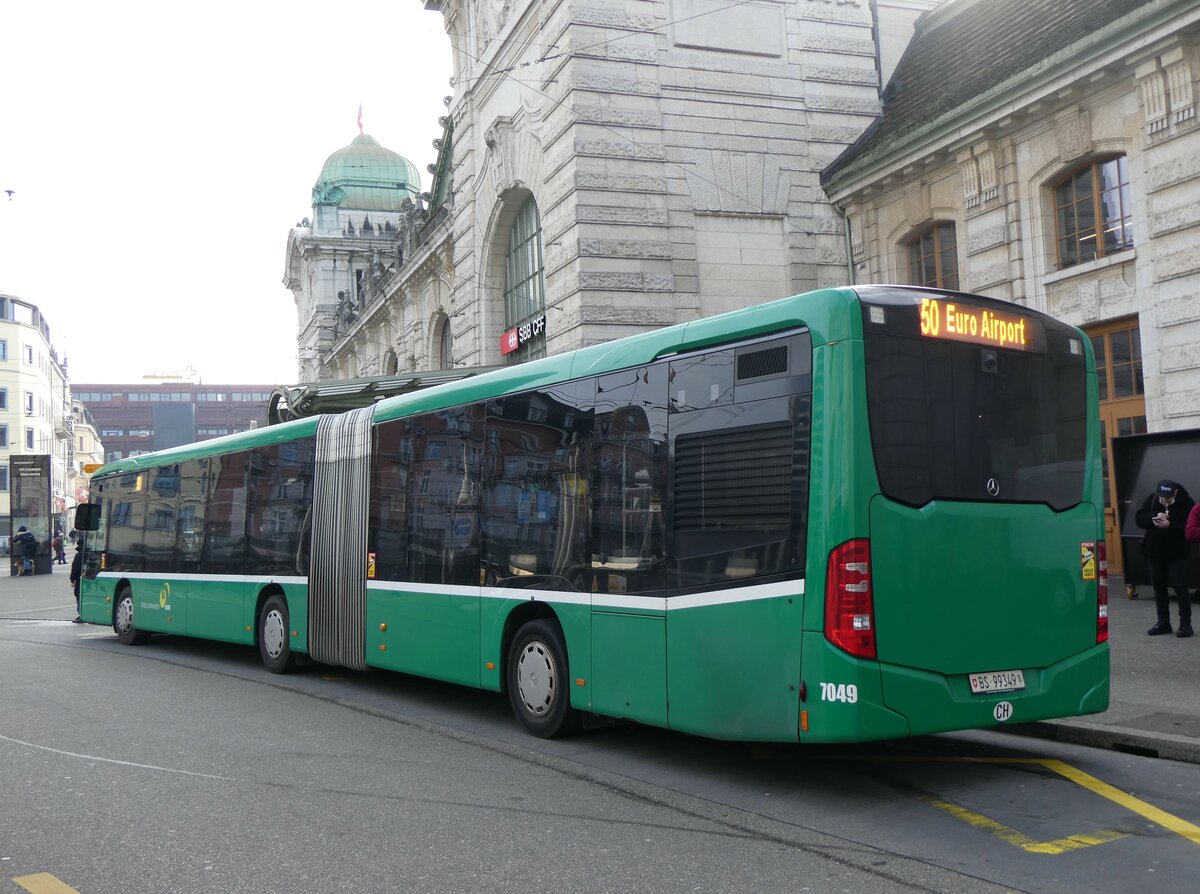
left=918, top=298, right=1040, bottom=351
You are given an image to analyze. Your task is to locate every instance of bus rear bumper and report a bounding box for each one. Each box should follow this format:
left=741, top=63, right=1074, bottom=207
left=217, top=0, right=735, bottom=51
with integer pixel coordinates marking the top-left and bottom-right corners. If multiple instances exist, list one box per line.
left=879, top=643, right=1111, bottom=737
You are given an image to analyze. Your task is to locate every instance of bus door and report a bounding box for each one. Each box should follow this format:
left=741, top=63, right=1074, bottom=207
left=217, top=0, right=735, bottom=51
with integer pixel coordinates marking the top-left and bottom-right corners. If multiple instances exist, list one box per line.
left=589, top=366, right=669, bottom=726
left=191, top=453, right=248, bottom=642
left=142, top=465, right=188, bottom=633
left=660, top=335, right=812, bottom=740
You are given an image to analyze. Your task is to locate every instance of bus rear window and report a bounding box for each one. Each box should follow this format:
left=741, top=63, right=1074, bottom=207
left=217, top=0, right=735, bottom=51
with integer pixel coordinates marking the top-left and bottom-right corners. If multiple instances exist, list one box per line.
left=861, top=297, right=1088, bottom=510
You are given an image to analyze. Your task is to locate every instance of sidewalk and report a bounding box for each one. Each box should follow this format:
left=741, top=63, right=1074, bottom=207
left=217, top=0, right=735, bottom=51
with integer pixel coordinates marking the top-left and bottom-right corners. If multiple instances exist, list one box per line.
left=1006, top=574, right=1200, bottom=764
left=3, top=569, right=1198, bottom=762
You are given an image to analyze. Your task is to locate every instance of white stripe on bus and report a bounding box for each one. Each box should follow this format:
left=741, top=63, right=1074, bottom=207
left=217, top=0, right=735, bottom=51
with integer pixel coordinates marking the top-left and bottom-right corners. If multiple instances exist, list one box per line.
left=97, top=573, right=804, bottom=610
left=98, top=572, right=306, bottom=586
left=371, top=577, right=804, bottom=611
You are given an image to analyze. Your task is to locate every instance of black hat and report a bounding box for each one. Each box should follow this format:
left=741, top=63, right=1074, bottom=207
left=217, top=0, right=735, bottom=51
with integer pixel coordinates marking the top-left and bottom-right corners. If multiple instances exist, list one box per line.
left=1157, top=480, right=1176, bottom=496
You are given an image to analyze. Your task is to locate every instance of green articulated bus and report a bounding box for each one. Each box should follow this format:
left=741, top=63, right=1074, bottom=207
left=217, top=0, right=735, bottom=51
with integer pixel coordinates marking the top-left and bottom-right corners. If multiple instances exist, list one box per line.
left=76, top=285, right=1110, bottom=742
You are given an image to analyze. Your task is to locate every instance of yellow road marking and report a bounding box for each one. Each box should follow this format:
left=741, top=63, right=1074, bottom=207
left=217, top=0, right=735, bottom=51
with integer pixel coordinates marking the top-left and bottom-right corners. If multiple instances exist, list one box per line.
left=749, top=749, right=1200, bottom=849
left=920, top=795, right=1127, bottom=854
left=1039, top=758, right=1200, bottom=847
left=12, top=873, right=83, bottom=894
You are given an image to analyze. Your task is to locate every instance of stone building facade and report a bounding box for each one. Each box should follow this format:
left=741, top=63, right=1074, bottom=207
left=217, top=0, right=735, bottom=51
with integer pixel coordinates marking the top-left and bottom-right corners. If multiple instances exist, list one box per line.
left=287, top=0, right=939, bottom=381
left=821, top=0, right=1200, bottom=572
left=0, top=293, right=77, bottom=539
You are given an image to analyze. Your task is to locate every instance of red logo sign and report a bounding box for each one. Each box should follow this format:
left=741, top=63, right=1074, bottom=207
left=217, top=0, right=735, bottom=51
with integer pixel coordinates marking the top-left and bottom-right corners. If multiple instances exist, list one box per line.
left=500, top=314, right=547, bottom=356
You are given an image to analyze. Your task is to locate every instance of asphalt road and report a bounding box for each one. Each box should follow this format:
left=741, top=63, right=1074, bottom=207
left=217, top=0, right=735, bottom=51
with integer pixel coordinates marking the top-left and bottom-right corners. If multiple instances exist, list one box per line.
left=2, top=575, right=1197, bottom=893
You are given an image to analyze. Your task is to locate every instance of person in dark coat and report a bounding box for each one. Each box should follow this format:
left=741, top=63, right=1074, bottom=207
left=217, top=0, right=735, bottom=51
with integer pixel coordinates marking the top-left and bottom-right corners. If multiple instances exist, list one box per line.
left=13, top=526, right=37, bottom=576
left=69, top=542, right=84, bottom=623
left=1135, top=479, right=1195, bottom=637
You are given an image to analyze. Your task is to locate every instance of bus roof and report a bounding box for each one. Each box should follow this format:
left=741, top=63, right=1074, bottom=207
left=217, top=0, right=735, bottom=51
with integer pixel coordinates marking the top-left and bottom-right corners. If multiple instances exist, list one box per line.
left=88, top=285, right=1067, bottom=479
left=370, top=286, right=863, bottom=423
left=89, top=415, right=320, bottom=479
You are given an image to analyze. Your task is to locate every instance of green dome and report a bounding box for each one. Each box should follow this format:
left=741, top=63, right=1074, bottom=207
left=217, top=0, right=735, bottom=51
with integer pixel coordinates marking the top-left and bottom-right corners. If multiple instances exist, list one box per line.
left=312, top=134, right=421, bottom=212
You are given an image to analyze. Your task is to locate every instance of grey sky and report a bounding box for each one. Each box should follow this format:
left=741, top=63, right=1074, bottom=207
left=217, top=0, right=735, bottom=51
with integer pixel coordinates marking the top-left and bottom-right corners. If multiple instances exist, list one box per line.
left=0, top=0, right=452, bottom=385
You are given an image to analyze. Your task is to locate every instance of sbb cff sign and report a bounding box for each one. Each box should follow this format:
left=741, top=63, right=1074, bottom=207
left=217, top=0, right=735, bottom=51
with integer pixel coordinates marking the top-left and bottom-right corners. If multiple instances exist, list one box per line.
left=500, top=314, right=546, bottom=355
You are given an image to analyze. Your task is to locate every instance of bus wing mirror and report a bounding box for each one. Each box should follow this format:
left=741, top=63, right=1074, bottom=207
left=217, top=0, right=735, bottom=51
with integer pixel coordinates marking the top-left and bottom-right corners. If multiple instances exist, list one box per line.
left=74, top=503, right=102, bottom=531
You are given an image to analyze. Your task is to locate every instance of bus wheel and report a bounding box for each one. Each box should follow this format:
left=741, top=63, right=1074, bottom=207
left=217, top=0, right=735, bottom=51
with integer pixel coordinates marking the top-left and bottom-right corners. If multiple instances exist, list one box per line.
left=507, top=619, right=580, bottom=738
left=258, top=594, right=295, bottom=674
left=113, top=587, right=149, bottom=646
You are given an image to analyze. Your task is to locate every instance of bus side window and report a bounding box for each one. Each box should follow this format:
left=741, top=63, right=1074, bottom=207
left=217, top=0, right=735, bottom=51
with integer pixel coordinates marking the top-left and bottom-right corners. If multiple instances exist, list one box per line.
left=668, top=333, right=812, bottom=590
left=369, top=419, right=411, bottom=582
left=592, top=363, right=669, bottom=596
left=246, top=440, right=314, bottom=577
left=482, top=380, right=595, bottom=592
left=407, top=405, right=484, bottom=586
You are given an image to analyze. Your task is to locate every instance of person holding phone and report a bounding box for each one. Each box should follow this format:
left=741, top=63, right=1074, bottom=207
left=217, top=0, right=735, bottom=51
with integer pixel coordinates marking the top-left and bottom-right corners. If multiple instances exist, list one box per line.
left=1136, top=479, right=1194, bottom=637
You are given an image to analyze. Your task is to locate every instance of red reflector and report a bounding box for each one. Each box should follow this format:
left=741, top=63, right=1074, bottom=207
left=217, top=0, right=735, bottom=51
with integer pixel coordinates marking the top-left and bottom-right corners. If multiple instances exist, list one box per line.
left=1096, top=541, right=1109, bottom=643
left=825, top=539, right=876, bottom=659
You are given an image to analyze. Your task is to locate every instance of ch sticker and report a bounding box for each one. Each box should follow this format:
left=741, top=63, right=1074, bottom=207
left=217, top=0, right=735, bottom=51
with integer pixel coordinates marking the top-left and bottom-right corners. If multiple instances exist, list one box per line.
left=1080, top=542, right=1096, bottom=581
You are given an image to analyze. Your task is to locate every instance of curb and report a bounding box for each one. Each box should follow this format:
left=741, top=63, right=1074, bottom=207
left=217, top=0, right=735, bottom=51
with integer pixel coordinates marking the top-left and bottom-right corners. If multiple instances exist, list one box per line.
left=1002, top=719, right=1200, bottom=765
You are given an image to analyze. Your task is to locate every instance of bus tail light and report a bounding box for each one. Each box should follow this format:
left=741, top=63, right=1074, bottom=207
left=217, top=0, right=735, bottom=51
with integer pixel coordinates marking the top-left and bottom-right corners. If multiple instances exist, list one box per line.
left=825, top=539, right=876, bottom=659
left=1096, top=541, right=1109, bottom=643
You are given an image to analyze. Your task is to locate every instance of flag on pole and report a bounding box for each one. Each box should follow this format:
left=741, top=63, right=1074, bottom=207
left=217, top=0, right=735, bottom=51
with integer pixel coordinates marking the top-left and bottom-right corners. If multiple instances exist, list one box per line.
left=358, top=104, right=363, bottom=135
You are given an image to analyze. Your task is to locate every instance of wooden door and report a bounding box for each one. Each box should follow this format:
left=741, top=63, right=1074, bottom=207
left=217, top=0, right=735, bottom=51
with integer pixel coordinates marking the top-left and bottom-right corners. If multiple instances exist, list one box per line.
left=1086, top=320, right=1146, bottom=577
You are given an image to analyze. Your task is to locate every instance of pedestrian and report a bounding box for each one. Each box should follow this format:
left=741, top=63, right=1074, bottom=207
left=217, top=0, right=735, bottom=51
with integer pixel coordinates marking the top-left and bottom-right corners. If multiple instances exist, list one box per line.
left=1187, top=498, right=1200, bottom=604
left=13, top=526, right=37, bottom=576
left=69, top=541, right=84, bottom=623
left=53, top=532, right=66, bottom=564
left=1135, top=479, right=1194, bottom=637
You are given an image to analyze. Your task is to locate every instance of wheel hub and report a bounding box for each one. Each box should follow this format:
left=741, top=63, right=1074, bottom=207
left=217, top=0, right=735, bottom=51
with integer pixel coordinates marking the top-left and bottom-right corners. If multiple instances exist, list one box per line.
left=517, top=642, right=555, bottom=716
left=263, top=609, right=286, bottom=659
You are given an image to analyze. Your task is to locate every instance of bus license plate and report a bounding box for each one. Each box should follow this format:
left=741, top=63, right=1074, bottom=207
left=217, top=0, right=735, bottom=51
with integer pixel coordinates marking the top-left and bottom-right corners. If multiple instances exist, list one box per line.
left=969, top=670, right=1025, bottom=694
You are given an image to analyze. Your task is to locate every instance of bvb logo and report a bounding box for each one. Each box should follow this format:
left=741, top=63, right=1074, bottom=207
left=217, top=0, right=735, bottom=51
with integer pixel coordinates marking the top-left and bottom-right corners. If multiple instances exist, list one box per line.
left=159, top=581, right=171, bottom=609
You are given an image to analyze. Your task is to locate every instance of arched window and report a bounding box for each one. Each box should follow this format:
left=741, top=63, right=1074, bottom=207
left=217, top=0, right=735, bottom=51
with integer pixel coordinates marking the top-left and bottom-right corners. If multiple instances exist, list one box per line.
left=383, top=349, right=398, bottom=376
left=906, top=222, right=959, bottom=290
left=439, top=317, right=453, bottom=369
left=1054, top=155, right=1132, bottom=269
left=502, top=196, right=546, bottom=363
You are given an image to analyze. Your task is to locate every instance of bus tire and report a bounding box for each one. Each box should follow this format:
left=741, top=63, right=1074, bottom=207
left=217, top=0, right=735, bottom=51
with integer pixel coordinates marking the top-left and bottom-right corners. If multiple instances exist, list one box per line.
left=113, top=587, right=150, bottom=646
left=258, top=594, right=295, bottom=674
left=507, top=619, right=580, bottom=738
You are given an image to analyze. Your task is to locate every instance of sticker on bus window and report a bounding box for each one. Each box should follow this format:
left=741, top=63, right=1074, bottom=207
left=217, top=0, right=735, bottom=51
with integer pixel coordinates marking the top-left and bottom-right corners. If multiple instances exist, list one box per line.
left=1081, top=542, right=1096, bottom=581
left=367, top=552, right=376, bottom=580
